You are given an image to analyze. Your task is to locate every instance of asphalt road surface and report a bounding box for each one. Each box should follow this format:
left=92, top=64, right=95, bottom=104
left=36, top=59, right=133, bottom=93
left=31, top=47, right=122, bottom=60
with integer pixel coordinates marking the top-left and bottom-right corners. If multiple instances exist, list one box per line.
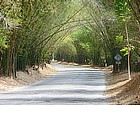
left=0, top=63, right=109, bottom=105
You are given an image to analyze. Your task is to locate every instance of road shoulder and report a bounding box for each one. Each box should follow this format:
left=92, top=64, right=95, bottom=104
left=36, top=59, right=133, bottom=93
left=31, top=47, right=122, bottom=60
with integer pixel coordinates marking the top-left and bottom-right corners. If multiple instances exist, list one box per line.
left=0, top=64, right=56, bottom=92
left=105, top=71, right=140, bottom=105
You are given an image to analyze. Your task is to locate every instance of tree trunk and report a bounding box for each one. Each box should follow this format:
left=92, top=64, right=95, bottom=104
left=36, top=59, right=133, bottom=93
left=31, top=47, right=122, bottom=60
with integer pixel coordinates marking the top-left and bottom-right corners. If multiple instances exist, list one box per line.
left=125, top=22, right=131, bottom=80
left=12, top=29, right=17, bottom=79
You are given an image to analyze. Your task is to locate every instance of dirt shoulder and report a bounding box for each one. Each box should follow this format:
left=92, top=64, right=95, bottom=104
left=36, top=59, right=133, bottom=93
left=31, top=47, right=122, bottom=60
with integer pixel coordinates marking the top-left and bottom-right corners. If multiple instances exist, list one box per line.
left=0, top=64, right=56, bottom=92
left=105, top=71, right=140, bottom=105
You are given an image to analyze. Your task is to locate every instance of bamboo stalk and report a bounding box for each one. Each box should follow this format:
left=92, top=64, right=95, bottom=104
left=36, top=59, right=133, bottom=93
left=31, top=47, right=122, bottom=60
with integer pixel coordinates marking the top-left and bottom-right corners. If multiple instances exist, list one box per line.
left=125, top=22, right=131, bottom=80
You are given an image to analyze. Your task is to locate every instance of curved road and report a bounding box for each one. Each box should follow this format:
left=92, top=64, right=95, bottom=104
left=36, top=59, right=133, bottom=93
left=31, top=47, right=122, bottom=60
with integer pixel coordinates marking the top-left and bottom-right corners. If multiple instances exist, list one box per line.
left=0, top=64, right=109, bottom=105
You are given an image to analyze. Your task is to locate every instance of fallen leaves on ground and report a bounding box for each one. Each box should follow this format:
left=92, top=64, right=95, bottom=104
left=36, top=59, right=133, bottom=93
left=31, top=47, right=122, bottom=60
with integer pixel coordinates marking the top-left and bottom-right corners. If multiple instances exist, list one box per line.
left=106, top=71, right=140, bottom=105
left=0, top=64, right=56, bottom=92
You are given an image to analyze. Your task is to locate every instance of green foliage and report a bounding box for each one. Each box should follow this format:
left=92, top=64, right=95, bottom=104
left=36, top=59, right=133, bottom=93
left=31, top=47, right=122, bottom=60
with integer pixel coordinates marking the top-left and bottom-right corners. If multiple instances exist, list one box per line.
left=120, top=44, right=135, bottom=56
left=0, top=32, right=8, bottom=50
left=55, top=42, right=77, bottom=62
left=114, top=0, right=131, bottom=22
left=70, top=25, right=106, bottom=65
left=1, top=0, right=140, bottom=76
left=120, top=47, right=128, bottom=56
left=116, top=35, right=123, bottom=44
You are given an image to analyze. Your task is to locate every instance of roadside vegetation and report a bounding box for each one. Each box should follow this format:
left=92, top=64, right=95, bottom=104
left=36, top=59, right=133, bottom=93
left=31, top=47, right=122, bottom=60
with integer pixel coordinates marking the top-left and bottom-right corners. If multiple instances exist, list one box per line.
left=0, top=0, right=140, bottom=104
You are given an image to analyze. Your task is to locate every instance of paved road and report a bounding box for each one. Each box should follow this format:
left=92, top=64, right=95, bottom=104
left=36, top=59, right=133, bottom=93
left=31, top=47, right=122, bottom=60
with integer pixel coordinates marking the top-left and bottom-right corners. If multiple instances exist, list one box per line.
left=0, top=63, right=109, bottom=105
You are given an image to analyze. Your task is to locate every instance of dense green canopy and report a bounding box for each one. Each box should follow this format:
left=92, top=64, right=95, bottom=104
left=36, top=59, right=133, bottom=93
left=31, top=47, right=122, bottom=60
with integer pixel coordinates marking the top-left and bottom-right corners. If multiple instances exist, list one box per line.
left=0, top=0, right=140, bottom=78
